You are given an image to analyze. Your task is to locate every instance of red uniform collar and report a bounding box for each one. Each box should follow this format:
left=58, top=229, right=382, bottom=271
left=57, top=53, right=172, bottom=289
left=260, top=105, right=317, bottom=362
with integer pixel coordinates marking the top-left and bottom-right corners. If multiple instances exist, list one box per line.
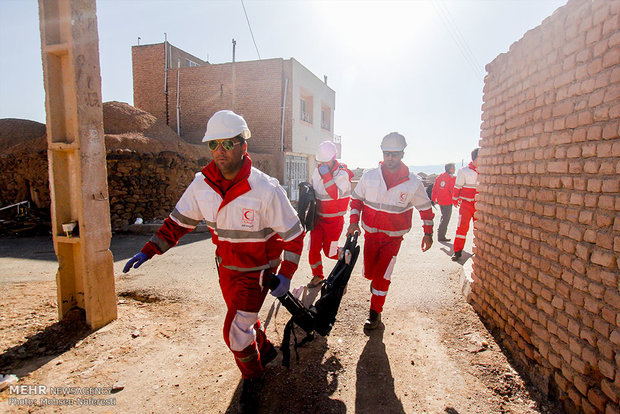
left=202, top=155, right=252, bottom=210
left=468, top=162, right=477, bottom=172
left=380, top=161, right=410, bottom=190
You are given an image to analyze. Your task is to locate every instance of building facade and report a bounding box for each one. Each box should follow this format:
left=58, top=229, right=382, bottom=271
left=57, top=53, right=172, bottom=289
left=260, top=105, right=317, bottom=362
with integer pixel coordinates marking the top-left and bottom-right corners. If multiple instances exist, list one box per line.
left=132, top=42, right=336, bottom=200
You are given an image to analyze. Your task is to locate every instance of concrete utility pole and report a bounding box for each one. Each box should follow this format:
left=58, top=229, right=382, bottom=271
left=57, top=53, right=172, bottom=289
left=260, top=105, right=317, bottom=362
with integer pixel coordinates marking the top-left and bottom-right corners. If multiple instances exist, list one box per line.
left=38, top=0, right=117, bottom=329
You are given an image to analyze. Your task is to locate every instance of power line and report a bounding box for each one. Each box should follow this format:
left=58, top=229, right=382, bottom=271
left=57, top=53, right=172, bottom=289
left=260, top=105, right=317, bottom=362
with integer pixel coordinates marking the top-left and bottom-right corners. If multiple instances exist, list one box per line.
left=435, top=1, right=479, bottom=76
left=241, top=0, right=261, bottom=60
left=434, top=1, right=479, bottom=76
left=433, top=0, right=484, bottom=79
left=437, top=0, right=484, bottom=71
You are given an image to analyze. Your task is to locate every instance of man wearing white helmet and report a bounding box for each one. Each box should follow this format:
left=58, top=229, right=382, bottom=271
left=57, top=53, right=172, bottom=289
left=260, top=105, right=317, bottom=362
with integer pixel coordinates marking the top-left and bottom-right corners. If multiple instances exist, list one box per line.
left=123, top=110, right=304, bottom=411
left=347, top=132, right=434, bottom=330
left=306, top=141, right=353, bottom=292
left=451, top=148, right=479, bottom=261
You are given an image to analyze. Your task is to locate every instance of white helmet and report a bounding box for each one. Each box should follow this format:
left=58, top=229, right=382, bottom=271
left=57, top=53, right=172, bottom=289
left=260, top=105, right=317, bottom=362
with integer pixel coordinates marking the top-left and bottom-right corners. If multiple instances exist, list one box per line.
left=202, top=110, right=251, bottom=142
left=316, top=141, right=338, bottom=162
left=380, top=132, right=407, bottom=152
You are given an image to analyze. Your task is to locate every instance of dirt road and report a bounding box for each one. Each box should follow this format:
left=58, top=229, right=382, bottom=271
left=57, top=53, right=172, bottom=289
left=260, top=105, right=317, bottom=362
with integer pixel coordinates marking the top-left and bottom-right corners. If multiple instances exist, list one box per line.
left=0, top=213, right=560, bottom=413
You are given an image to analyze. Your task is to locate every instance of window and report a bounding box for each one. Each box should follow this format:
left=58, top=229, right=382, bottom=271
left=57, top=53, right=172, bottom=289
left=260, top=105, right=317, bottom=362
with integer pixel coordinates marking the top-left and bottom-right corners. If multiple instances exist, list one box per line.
left=300, top=90, right=313, bottom=125
left=185, top=58, right=198, bottom=67
left=321, top=105, right=331, bottom=131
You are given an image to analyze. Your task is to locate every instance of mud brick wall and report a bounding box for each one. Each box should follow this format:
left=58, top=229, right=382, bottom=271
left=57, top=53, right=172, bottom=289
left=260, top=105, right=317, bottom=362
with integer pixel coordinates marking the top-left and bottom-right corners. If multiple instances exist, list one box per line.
left=473, top=0, right=619, bottom=413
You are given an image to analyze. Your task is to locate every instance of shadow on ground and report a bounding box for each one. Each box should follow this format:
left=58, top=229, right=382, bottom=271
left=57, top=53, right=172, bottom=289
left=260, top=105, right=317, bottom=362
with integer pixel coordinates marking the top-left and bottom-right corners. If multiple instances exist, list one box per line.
left=224, top=329, right=346, bottom=414
left=356, top=325, right=404, bottom=414
left=0, top=232, right=211, bottom=262
left=0, top=309, right=91, bottom=378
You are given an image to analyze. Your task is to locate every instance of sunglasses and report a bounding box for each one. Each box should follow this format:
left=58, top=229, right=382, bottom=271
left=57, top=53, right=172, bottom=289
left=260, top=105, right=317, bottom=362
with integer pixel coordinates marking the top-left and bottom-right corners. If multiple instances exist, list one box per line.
left=208, top=139, right=241, bottom=151
left=383, top=151, right=403, bottom=158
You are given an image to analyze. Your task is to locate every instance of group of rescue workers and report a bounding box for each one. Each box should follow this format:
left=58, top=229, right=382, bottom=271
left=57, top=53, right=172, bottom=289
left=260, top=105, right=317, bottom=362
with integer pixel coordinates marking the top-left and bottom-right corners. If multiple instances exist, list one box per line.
left=430, top=147, right=480, bottom=261
left=122, top=110, right=479, bottom=412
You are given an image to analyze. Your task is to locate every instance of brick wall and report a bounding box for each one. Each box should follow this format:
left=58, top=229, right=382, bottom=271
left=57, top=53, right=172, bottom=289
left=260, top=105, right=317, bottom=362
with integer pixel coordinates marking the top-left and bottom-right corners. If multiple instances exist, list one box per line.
left=133, top=44, right=288, bottom=181
left=133, top=44, right=167, bottom=123
left=166, top=58, right=287, bottom=151
left=473, top=1, right=619, bottom=412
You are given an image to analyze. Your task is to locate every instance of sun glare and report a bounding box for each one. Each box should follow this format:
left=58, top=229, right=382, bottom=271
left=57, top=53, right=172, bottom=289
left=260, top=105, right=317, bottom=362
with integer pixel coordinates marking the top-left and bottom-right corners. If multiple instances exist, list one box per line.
left=318, top=1, right=434, bottom=59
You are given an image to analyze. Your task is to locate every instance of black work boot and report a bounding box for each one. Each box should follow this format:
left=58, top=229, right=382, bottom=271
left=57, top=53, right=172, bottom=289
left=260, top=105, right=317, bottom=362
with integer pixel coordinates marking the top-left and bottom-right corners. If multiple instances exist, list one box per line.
left=451, top=250, right=462, bottom=261
left=364, top=309, right=381, bottom=330
left=239, top=376, right=264, bottom=414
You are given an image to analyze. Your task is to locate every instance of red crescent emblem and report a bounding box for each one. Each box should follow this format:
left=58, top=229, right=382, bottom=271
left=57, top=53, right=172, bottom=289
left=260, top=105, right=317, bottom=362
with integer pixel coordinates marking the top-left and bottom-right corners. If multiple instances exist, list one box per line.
left=242, top=209, right=254, bottom=225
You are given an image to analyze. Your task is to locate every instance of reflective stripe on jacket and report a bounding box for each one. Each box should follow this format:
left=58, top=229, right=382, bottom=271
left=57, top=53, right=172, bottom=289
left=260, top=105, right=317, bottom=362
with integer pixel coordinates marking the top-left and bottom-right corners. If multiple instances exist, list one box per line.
left=151, top=162, right=304, bottom=278
left=350, top=166, right=434, bottom=238
left=452, top=162, right=478, bottom=206
left=311, top=163, right=351, bottom=219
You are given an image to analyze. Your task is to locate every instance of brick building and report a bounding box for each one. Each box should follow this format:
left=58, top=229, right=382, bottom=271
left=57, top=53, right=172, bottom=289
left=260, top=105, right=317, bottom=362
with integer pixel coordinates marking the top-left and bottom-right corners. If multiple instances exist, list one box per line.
left=473, top=0, right=619, bottom=412
left=132, top=42, right=336, bottom=200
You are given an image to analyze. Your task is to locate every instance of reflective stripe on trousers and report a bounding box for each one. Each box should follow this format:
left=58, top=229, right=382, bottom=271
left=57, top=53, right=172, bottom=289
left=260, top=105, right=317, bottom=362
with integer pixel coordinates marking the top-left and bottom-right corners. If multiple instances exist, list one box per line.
left=308, top=217, right=344, bottom=277
left=362, top=235, right=402, bottom=313
left=219, top=267, right=274, bottom=379
left=453, top=202, right=475, bottom=253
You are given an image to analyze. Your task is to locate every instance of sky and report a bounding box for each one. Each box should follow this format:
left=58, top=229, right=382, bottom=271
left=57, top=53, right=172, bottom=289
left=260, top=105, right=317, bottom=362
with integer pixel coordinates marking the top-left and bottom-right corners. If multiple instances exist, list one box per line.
left=0, top=0, right=566, bottom=170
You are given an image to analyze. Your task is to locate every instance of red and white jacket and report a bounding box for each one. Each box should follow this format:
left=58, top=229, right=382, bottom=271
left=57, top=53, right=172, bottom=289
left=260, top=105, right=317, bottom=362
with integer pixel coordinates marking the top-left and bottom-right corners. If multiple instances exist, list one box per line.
left=311, top=162, right=353, bottom=220
left=452, top=162, right=478, bottom=208
left=141, top=156, right=304, bottom=279
left=350, top=163, right=434, bottom=240
left=431, top=172, right=456, bottom=206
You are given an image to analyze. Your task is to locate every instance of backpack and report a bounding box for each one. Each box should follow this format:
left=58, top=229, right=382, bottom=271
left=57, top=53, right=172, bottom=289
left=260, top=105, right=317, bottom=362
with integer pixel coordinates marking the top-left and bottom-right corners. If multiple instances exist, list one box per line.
left=297, top=182, right=316, bottom=231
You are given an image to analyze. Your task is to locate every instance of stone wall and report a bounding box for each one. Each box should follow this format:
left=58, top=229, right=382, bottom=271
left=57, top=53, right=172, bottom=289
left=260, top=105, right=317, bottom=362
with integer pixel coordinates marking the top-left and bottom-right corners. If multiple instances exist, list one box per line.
left=473, top=1, right=619, bottom=412
left=0, top=144, right=277, bottom=231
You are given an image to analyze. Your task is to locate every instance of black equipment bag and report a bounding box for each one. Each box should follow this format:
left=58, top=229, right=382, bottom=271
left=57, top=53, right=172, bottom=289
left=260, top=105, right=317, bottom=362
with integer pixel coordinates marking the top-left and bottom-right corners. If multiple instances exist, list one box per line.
left=297, top=182, right=316, bottom=231
left=265, top=232, right=360, bottom=366
left=312, top=231, right=360, bottom=336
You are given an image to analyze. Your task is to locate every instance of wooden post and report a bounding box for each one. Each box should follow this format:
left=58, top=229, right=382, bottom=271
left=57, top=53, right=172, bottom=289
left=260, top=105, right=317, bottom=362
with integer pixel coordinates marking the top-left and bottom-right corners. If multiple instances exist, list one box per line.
left=38, top=0, right=117, bottom=329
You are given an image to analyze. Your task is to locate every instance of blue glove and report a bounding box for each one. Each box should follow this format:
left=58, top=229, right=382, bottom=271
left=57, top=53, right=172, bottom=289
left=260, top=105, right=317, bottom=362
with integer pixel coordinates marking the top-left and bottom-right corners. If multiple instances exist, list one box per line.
left=318, top=164, right=330, bottom=176
left=123, top=252, right=149, bottom=273
left=270, top=274, right=290, bottom=297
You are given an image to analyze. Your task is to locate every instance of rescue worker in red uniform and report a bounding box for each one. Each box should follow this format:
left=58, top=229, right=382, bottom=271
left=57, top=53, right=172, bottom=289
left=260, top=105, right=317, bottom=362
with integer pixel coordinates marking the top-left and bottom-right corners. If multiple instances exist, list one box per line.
left=451, top=148, right=479, bottom=261
left=307, top=141, right=353, bottom=290
left=346, top=132, right=434, bottom=330
left=431, top=163, right=456, bottom=242
left=123, top=110, right=304, bottom=412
